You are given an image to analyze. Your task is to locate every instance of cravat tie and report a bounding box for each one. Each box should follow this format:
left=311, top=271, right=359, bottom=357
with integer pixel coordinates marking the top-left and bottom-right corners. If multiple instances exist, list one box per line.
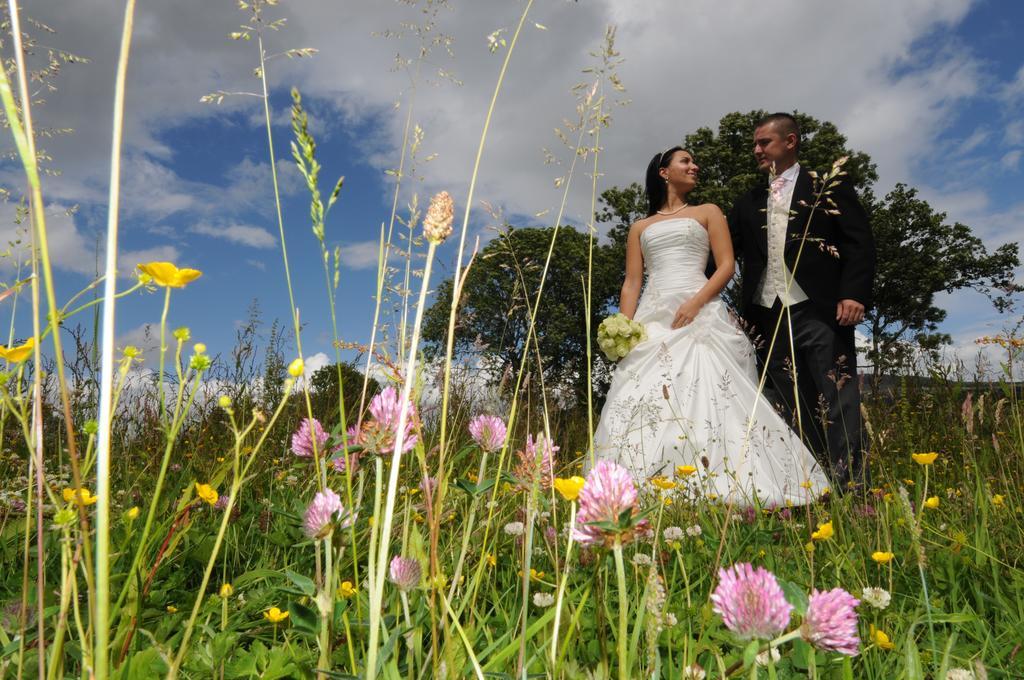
left=770, top=175, right=787, bottom=203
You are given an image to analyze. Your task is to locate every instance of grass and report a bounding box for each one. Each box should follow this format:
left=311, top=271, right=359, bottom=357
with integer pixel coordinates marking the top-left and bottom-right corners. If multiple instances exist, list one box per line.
left=0, top=1, right=1022, bottom=678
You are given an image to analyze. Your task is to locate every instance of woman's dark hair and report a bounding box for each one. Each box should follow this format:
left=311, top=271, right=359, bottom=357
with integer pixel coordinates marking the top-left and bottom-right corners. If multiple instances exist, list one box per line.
left=645, top=146, right=685, bottom=216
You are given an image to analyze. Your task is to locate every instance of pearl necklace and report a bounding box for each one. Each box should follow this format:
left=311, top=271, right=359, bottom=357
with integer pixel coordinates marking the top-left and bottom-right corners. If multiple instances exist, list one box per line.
left=656, top=202, right=689, bottom=216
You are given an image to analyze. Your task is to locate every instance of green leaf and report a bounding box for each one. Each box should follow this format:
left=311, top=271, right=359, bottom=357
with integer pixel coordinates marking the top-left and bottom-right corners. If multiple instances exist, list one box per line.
left=904, top=631, right=923, bottom=680
left=288, top=600, right=319, bottom=636
left=778, top=579, right=809, bottom=616
left=791, top=638, right=812, bottom=670
left=285, top=569, right=315, bottom=597
left=118, top=648, right=169, bottom=680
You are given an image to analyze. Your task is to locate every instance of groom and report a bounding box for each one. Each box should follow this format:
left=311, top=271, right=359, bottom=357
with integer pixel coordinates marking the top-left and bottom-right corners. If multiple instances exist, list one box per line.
left=728, top=113, right=875, bottom=490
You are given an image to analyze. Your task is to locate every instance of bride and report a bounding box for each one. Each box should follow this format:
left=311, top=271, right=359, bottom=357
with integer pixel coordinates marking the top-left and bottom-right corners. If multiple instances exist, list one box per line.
left=593, top=146, right=829, bottom=506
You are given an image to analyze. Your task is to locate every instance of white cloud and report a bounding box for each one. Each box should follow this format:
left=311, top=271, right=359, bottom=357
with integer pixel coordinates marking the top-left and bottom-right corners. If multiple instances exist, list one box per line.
left=956, top=127, right=989, bottom=155
left=338, top=240, right=382, bottom=271
left=20, top=0, right=985, bottom=229
left=0, top=202, right=96, bottom=276
left=1000, top=149, right=1022, bottom=171
left=190, top=222, right=277, bottom=249
left=1006, top=120, right=1024, bottom=146
left=1000, top=64, right=1024, bottom=101
left=296, top=351, right=331, bottom=389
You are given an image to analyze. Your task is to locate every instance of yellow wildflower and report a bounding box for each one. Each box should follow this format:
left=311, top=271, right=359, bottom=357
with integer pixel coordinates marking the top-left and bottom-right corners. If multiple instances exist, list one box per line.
left=219, top=583, right=234, bottom=598
left=871, top=551, right=895, bottom=564
left=337, top=581, right=357, bottom=599
left=553, top=476, right=585, bottom=501
left=650, top=476, right=677, bottom=491
left=486, top=553, right=496, bottom=567
left=675, top=465, right=697, bottom=477
left=195, top=482, right=218, bottom=506
left=126, top=506, right=140, bottom=520
left=166, top=605, right=178, bottom=614
left=263, top=607, right=289, bottom=623
left=137, top=262, right=202, bottom=288
left=869, top=625, right=895, bottom=650
left=992, top=494, right=1005, bottom=508
left=62, top=487, right=98, bottom=506
left=811, top=521, right=834, bottom=541
left=911, top=452, right=938, bottom=466
left=0, top=337, right=35, bottom=364
left=924, top=496, right=940, bottom=510
left=287, top=358, right=304, bottom=377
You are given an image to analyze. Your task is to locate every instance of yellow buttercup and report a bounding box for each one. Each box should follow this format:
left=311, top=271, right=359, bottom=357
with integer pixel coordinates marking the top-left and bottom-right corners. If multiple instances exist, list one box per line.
left=0, top=337, right=35, bottom=364
left=137, top=262, right=203, bottom=288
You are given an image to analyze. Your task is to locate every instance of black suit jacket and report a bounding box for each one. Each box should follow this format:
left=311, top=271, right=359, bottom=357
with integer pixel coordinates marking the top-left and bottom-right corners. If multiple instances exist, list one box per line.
left=728, top=167, right=875, bottom=340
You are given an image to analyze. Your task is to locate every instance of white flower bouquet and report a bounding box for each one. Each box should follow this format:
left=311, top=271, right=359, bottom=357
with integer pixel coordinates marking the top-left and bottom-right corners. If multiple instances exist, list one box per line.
left=597, top=313, right=647, bottom=361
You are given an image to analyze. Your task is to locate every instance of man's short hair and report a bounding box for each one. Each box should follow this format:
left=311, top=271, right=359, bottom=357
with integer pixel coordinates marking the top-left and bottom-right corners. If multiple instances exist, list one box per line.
left=756, top=112, right=801, bottom=149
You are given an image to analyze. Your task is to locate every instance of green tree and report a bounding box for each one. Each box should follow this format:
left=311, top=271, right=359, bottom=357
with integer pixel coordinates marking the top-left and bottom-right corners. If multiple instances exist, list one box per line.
left=308, top=362, right=379, bottom=425
left=422, top=226, right=620, bottom=408
left=866, top=184, right=1021, bottom=374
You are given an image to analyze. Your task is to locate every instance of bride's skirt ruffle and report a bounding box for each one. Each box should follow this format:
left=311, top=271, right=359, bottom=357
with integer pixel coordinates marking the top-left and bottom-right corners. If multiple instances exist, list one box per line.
left=593, top=285, right=830, bottom=507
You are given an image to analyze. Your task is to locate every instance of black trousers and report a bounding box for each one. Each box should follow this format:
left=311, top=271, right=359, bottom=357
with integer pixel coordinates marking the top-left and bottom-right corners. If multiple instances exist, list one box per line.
left=748, top=301, right=868, bottom=490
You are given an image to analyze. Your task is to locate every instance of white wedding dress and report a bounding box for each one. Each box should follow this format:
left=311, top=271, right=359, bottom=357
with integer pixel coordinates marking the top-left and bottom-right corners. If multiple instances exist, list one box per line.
left=593, top=217, right=829, bottom=506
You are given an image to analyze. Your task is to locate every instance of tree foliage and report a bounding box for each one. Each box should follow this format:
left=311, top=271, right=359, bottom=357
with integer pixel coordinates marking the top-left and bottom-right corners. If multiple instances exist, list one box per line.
left=867, top=184, right=1021, bottom=372
left=422, top=226, right=620, bottom=407
left=308, top=361, right=380, bottom=425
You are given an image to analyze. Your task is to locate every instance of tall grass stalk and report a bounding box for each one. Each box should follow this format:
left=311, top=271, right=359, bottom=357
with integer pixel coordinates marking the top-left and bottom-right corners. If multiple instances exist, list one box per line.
left=434, top=0, right=534, bottom=494
left=92, top=3, right=136, bottom=676
left=4, top=0, right=87, bottom=554
left=1, top=3, right=94, bottom=674
left=365, top=239, right=438, bottom=678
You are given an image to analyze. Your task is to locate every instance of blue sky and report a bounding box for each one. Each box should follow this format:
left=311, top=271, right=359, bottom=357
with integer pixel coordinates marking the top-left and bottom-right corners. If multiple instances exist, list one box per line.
left=4, top=0, right=1022, bottom=378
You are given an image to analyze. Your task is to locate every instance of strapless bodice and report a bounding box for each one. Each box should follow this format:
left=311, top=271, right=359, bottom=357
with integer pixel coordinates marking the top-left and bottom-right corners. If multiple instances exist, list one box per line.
left=640, top=217, right=709, bottom=290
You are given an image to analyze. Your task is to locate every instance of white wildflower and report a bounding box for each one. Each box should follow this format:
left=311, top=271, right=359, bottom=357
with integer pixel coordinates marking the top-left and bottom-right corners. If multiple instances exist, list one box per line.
left=663, top=526, right=684, bottom=542
left=532, top=592, right=555, bottom=607
left=756, top=648, right=781, bottom=667
left=682, top=664, right=706, bottom=679
left=686, top=524, right=702, bottom=537
left=944, top=669, right=974, bottom=680
left=631, top=553, right=653, bottom=567
left=503, top=521, right=525, bottom=536
left=861, top=586, right=891, bottom=610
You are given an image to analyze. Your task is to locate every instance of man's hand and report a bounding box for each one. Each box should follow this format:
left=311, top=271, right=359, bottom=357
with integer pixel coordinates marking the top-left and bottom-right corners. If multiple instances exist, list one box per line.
left=836, top=299, right=865, bottom=326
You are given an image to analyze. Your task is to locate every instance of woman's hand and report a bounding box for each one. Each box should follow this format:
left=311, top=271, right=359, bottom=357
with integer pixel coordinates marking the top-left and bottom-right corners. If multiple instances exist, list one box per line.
left=672, top=296, right=704, bottom=329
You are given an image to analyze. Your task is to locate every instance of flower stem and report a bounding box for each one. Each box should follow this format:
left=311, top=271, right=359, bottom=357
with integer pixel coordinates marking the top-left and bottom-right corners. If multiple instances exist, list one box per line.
left=550, top=502, right=576, bottom=668
left=93, top=2, right=137, bottom=676
left=612, top=539, right=629, bottom=680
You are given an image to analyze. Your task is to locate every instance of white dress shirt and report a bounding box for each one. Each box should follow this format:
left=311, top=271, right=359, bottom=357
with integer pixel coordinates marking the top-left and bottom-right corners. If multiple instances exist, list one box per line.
left=754, top=163, right=809, bottom=308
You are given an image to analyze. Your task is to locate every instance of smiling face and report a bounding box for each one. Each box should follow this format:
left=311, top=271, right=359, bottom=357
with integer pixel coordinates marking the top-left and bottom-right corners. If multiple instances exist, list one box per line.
left=659, top=150, right=699, bottom=192
left=753, top=122, right=798, bottom=174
